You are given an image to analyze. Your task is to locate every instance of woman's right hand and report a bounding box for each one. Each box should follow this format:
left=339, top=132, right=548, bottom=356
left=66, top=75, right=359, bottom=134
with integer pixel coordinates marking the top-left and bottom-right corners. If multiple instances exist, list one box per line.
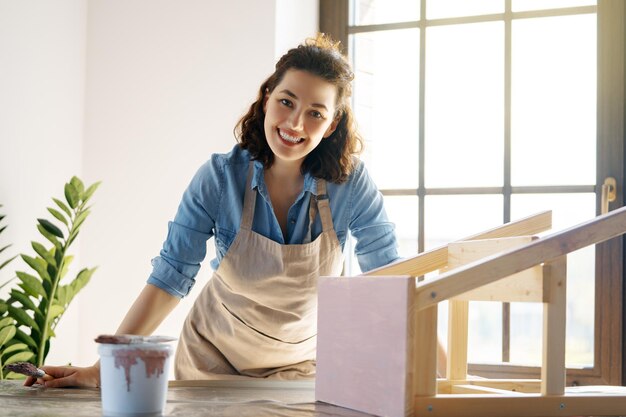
left=23, top=364, right=100, bottom=388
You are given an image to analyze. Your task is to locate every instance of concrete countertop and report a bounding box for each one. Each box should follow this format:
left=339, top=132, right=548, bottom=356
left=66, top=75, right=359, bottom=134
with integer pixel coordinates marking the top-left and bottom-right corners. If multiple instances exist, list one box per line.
left=0, top=379, right=372, bottom=416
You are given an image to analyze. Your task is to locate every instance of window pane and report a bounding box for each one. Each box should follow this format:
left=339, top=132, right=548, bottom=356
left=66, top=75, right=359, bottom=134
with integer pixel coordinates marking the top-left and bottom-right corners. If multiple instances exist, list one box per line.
left=425, top=195, right=503, bottom=249
left=425, top=22, right=504, bottom=188
left=427, top=0, right=503, bottom=19
left=468, top=302, right=503, bottom=364
left=352, top=0, right=420, bottom=26
left=351, top=29, right=420, bottom=189
left=512, top=0, right=596, bottom=12
left=438, top=301, right=504, bottom=366
left=385, top=195, right=419, bottom=258
left=426, top=195, right=503, bottom=364
left=511, top=14, right=596, bottom=186
left=510, top=193, right=595, bottom=366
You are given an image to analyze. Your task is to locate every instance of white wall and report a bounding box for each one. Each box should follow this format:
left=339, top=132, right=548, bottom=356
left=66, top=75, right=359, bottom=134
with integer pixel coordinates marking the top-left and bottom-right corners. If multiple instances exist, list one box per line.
left=0, top=0, right=87, bottom=364
left=1, top=0, right=318, bottom=370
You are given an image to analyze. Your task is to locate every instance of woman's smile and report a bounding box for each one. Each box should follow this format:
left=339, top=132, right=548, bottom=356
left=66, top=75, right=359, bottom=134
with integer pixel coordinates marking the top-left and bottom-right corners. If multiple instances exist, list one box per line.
left=278, top=128, right=304, bottom=145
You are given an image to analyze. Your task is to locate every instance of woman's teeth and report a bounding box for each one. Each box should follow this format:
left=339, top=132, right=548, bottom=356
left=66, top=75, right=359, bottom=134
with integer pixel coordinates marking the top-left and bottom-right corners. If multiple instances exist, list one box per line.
left=279, top=130, right=303, bottom=143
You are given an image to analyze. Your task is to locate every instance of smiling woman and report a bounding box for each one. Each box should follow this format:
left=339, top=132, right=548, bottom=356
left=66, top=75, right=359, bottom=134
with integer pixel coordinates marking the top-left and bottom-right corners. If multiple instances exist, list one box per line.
left=24, top=33, right=401, bottom=388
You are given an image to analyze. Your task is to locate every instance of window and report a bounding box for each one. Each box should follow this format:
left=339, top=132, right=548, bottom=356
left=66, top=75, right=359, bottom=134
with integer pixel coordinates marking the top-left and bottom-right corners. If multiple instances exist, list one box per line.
left=321, top=0, right=624, bottom=385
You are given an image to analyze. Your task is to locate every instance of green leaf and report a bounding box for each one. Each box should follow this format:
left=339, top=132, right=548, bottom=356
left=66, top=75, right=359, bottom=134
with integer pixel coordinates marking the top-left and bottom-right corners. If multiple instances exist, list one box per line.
left=53, top=198, right=72, bottom=217
left=31, top=242, right=56, bottom=266
left=0, top=317, right=14, bottom=328
left=4, top=350, right=35, bottom=365
left=16, top=271, right=46, bottom=298
left=20, top=256, right=51, bottom=282
left=0, top=325, right=16, bottom=347
left=5, top=371, right=26, bottom=380
left=82, top=181, right=101, bottom=203
left=47, top=207, right=68, bottom=226
left=0, top=255, right=17, bottom=271
left=64, top=183, right=79, bottom=209
left=48, top=304, right=64, bottom=321
left=37, top=219, right=64, bottom=239
left=46, top=263, right=58, bottom=283
left=0, top=243, right=11, bottom=256
left=56, top=286, right=68, bottom=306
left=65, top=268, right=97, bottom=305
left=34, top=310, right=45, bottom=333
left=70, top=176, right=85, bottom=197
left=36, top=224, right=62, bottom=251
left=7, top=305, right=39, bottom=332
left=59, top=255, right=74, bottom=279
left=72, top=209, right=90, bottom=231
left=14, top=328, right=37, bottom=349
left=42, top=280, right=52, bottom=297
left=1, top=342, right=28, bottom=356
left=38, top=296, right=48, bottom=315
left=53, top=247, right=62, bottom=265
left=9, top=289, right=39, bottom=312
left=0, top=300, right=7, bottom=314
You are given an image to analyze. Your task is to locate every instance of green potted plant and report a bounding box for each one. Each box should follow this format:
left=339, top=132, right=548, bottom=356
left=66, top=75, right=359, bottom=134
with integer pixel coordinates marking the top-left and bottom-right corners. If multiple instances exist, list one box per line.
left=0, top=177, right=100, bottom=379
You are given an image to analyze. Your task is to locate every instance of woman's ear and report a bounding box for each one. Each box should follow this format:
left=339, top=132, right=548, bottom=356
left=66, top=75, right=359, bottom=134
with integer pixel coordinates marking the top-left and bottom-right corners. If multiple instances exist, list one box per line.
left=323, top=117, right=340, bottom=139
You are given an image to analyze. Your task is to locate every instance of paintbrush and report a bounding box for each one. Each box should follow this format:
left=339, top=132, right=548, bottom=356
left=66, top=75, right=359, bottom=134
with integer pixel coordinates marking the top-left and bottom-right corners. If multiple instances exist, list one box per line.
left=94, top=334, right=177, bottom=344
left=4, top=362, right=50, bottom=379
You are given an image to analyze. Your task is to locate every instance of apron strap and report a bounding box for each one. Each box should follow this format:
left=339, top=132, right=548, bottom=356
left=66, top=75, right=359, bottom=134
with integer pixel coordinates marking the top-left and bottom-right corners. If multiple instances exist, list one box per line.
left=240, top=162, right=256, bottom=231
left=303, top=179, right=333, bottom=243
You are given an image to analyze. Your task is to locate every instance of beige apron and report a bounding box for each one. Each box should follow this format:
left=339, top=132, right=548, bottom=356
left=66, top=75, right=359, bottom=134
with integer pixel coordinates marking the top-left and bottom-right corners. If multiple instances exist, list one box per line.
left=175, top=163, right=344, bottom=380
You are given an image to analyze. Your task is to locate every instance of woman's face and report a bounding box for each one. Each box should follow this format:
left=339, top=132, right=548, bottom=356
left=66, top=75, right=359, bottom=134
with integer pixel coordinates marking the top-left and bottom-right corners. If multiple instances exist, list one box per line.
left=263, top=69, right=338, bottom=166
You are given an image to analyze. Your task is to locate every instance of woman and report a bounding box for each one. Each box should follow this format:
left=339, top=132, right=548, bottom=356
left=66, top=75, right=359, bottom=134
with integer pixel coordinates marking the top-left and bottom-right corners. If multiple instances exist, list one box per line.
left=27, top=33, right=400, bottom=387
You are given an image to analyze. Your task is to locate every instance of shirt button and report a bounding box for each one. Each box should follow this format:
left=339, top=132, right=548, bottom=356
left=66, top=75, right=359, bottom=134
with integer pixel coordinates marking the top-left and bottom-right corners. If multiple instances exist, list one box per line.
left=290, top=219, right=296, bottom=224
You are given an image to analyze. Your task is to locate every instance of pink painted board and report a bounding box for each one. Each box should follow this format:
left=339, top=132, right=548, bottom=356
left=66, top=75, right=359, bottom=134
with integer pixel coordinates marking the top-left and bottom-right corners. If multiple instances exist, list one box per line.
left=316, top=275, right=415, bottom=417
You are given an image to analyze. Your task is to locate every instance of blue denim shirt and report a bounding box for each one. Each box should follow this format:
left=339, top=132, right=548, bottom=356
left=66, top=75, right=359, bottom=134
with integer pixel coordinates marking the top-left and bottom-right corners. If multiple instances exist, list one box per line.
left=147, top=145, right=400, bottom=298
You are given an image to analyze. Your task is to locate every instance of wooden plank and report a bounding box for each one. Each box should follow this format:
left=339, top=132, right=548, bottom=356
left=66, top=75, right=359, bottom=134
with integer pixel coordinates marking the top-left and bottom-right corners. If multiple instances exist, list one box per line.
left=414, top=206, right=626, bottom=311
left=446, top=300, right=468, bottom=381
left=364, top=211, right=552, bottom=278
left=414, top=393, right=626, bottom=417
left=446, top=237, right=543, bottom=303
left=446, top=379, right=541, bottom=394
left=541, top=256, right=567, bottom=395
left=414, top=305, right=438, bottom=397
left=451, top=267, right=543, bottom=302
left=450, top=384, right=525, bottom=396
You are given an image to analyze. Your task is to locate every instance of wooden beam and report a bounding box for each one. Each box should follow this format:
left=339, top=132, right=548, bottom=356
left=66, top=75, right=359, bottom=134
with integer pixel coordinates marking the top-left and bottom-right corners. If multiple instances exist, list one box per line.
left=414, top=306, right=438, bottom=397
left=414, top=206, right=626, bottom=311
left=364, top=211, right=552, bottom=278
left=414, top=393, right=626, bottom=417
left=447, top=300, right=469, bottom=381
left=541, top=257, right=567, bottom=395
left=450, top=384, right=525, bottom=395
left=446, top=379, right=541, bottom=394
left=446, top=236, right=543, bottom=303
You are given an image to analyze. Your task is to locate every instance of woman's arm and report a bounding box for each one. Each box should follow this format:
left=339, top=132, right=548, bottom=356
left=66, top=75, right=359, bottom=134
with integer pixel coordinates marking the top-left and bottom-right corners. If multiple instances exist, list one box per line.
left=24, top=284, right=180, bottom=388
left=114, top=284, right=180, bottom=335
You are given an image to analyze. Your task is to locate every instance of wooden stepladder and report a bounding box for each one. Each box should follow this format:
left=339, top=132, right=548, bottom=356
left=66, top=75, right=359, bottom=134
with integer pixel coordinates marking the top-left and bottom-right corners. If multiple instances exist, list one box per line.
left=316, top=208, right=626, bottom=417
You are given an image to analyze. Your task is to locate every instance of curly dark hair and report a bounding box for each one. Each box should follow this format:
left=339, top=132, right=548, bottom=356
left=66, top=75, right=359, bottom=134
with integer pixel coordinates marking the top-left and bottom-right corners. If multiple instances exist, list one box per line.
left=234, top=33, right=363, bottom=184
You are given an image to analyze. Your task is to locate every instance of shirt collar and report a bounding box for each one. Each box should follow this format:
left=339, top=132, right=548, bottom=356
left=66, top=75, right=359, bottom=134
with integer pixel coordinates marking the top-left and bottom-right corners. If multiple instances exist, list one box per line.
left=250, top=159, right=319, bottom=196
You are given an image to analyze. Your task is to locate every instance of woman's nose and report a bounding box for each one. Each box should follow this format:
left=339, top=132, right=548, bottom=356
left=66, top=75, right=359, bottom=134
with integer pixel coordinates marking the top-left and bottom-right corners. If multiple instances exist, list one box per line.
left=287, top=109, right=304, bottom=130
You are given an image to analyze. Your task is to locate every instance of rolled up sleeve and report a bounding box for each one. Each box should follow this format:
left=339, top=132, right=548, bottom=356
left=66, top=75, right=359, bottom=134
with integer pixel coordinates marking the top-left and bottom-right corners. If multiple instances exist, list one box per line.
left=348, top=163, right=401, bottom=272
left=147, top=159, right=220, bottom=298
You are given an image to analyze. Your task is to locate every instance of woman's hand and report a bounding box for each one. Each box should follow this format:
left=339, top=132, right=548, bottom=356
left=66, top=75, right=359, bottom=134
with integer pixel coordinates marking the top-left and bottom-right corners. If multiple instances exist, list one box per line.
left=23, top=364, right=100, bottom=388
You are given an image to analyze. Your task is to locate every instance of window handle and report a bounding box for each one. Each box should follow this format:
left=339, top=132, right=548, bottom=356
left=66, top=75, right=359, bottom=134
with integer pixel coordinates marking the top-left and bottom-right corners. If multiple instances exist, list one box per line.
left=601, top=177, right=617, bottom=215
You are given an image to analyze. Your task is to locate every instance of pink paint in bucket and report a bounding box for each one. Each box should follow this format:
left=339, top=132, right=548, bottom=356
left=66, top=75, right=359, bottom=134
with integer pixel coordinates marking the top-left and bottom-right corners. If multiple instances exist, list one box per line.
left=98, top=342, right=173, bottom=416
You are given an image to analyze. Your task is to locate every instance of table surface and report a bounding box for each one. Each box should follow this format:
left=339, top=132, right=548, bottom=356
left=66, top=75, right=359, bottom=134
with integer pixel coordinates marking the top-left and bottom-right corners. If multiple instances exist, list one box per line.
left=0, top=379, right=374, bottom=417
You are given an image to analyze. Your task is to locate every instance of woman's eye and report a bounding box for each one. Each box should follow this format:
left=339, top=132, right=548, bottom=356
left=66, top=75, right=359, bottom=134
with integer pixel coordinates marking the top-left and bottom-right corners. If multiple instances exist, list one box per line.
left=280, top=99, right=292, bottom=107
left=310, top=111, right=323, bottom=119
